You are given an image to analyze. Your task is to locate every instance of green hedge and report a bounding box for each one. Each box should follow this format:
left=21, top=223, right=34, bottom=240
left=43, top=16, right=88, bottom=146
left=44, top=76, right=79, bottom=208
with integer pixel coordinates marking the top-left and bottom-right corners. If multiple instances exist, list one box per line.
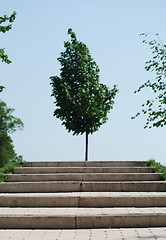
left=148, top=159, right=166, bottom=180
left=0, top=160, right=22, bottom=182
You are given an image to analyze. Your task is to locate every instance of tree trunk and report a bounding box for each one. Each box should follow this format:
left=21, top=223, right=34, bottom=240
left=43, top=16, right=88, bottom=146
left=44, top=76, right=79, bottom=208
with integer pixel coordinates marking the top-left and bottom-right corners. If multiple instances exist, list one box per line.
left=85, top=131, right=88, bottom=161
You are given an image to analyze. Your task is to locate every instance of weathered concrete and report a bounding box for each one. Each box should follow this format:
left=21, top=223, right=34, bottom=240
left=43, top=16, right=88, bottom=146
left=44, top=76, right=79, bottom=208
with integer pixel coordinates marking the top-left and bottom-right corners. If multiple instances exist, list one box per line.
left=14, top=166, right=156, bottom=174
left=23, top=161, right=148, bottom=167
left=6, top=172, right=162, bottom=182
left=0, top=192, right=166, bottom=207
left=0, top=160, right=166, bottom=231
left=0, top=181, right=166, bottom=193
left=0, top=207, right=166, bottom=229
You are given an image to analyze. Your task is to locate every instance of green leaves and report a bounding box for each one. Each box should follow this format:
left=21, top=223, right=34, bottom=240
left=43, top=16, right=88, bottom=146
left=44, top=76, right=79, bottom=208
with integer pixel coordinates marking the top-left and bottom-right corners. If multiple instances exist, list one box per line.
left=0, top=12, right=22, bottom=167
left=51, top=28, right=118, bottom=136
left=0, top=101, right=24, bottom=134
left=0, top=48, right=12, bottom=64
left=133, top=33, right=166, bottom=128
left=0, top=11, right=16, bottom=64
left=148, top=159, right=166, bottom=180
left=0, top=11, right=16, bottom=33
left=0, top=86, right=5, bottom=93
left=0, top=100, right=23, bottom=167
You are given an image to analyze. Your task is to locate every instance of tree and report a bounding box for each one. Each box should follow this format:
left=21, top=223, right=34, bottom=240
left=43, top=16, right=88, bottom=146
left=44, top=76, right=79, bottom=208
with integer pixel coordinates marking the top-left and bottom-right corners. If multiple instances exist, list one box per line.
left=0, top=11, right=23, bottom=167
left=132, top=33, right=166, bottom=128
left=50, top=28, right=118, bottom=161
left=0, top=11, right=16, bottom=92
left=0, top=100, right=23, bottom=167
left=0, top=11, right=16, bottom=64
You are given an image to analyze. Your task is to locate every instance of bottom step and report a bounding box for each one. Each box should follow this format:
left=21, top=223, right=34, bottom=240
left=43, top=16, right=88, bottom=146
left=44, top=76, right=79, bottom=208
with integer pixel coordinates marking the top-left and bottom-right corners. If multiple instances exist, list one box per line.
left=0, top=228, right=166, bottom=240
left=0, top=207, right=166, bottom=229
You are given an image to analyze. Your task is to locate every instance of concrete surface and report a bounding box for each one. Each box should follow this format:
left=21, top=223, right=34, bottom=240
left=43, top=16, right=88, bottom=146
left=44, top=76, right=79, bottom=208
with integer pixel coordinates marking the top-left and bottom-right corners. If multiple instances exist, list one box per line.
left=6, top=172, right=162, bottom=182
left=1, top=181, right=166, bottom=193
left=23, top=161, right=149, bottom=167
left=14, top=166, right=156, bottom=174
left=0, top=228, right=166, bottom=240
left=0, top=160, right=165, bottom=237
left=0, top=192, right=166, bottom=207
left=0, top=207, right=166, bottom=229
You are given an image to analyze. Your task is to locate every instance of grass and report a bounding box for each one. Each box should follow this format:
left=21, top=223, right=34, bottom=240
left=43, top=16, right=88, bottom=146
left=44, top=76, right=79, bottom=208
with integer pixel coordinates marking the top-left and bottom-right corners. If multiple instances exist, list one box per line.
left=0, top=160, right=22, bottom=182
left=148, top=159, right=166, bottom=180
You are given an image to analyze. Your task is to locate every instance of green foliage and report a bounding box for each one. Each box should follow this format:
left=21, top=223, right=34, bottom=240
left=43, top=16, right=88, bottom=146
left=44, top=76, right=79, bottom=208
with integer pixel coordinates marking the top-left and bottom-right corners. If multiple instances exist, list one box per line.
left=0, top=133, right=15, bottom=167
left=0, top=100, right=23, bottom=168
left=0, top=12, right=16, bottom=33
left=132, top=33, right=166, bottom=128
left=0, top=11, right=16, bottom=64
left=0, top=157, right=22, bottom=182
left=0, top=86, right=5, bottom=93
left=50, top=28, right=118, bottom=136
left=148, top=159, right=166, bottom=180
left=0, top=101, right=23, bottom=134
left=0, top=172, right=7, bottom=182
left=0, top=48, right=12, bottom=64
left=0, top=11, right=23, bottom=168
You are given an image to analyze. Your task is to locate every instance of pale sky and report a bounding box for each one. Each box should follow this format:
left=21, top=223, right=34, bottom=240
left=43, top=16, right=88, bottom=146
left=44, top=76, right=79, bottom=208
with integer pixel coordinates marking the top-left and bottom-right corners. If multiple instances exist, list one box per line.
left=1, top=0, right=166, bottom=164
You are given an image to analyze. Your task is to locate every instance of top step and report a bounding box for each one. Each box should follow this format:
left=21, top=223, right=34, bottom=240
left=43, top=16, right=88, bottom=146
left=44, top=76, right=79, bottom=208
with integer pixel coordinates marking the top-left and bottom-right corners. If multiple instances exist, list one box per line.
left=23, top=161, right=148, bottom=167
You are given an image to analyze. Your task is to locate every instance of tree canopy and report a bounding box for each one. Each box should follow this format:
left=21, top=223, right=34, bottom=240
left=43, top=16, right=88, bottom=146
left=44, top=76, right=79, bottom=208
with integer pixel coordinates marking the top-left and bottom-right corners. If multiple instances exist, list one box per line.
left=50, top=28, right=118, bottom=160
left=0, top=100, right=23, bottom=167
left=133, top=33, right=166, bottom=128
left=0, top=11, right=23, bottom=168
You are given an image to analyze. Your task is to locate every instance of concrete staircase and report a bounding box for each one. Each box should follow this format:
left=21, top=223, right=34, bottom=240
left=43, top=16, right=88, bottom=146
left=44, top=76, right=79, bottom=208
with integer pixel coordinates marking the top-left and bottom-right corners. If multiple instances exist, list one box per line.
left=0, top=160, right=166, bottom=229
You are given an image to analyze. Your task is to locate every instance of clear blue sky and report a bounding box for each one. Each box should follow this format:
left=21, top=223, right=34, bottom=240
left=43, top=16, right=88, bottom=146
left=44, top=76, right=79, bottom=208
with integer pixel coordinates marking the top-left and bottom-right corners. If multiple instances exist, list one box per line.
left=1, top=0, right=166, bottom=164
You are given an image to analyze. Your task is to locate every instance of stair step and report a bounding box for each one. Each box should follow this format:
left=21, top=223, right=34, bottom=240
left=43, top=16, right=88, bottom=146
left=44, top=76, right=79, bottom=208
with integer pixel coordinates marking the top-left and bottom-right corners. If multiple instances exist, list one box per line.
left=14, top=166, right=156, bottom=174
left=6, top=173, right=162, bottom=182
left=1, top=160, right=166, bottom=230
left=23, top=161, right=148, bottom=167
left=0, top=181, right=166, bottom=193
left=0, top=192, right=166, bottom=207
left=0, top=207, right=165, bottom=229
